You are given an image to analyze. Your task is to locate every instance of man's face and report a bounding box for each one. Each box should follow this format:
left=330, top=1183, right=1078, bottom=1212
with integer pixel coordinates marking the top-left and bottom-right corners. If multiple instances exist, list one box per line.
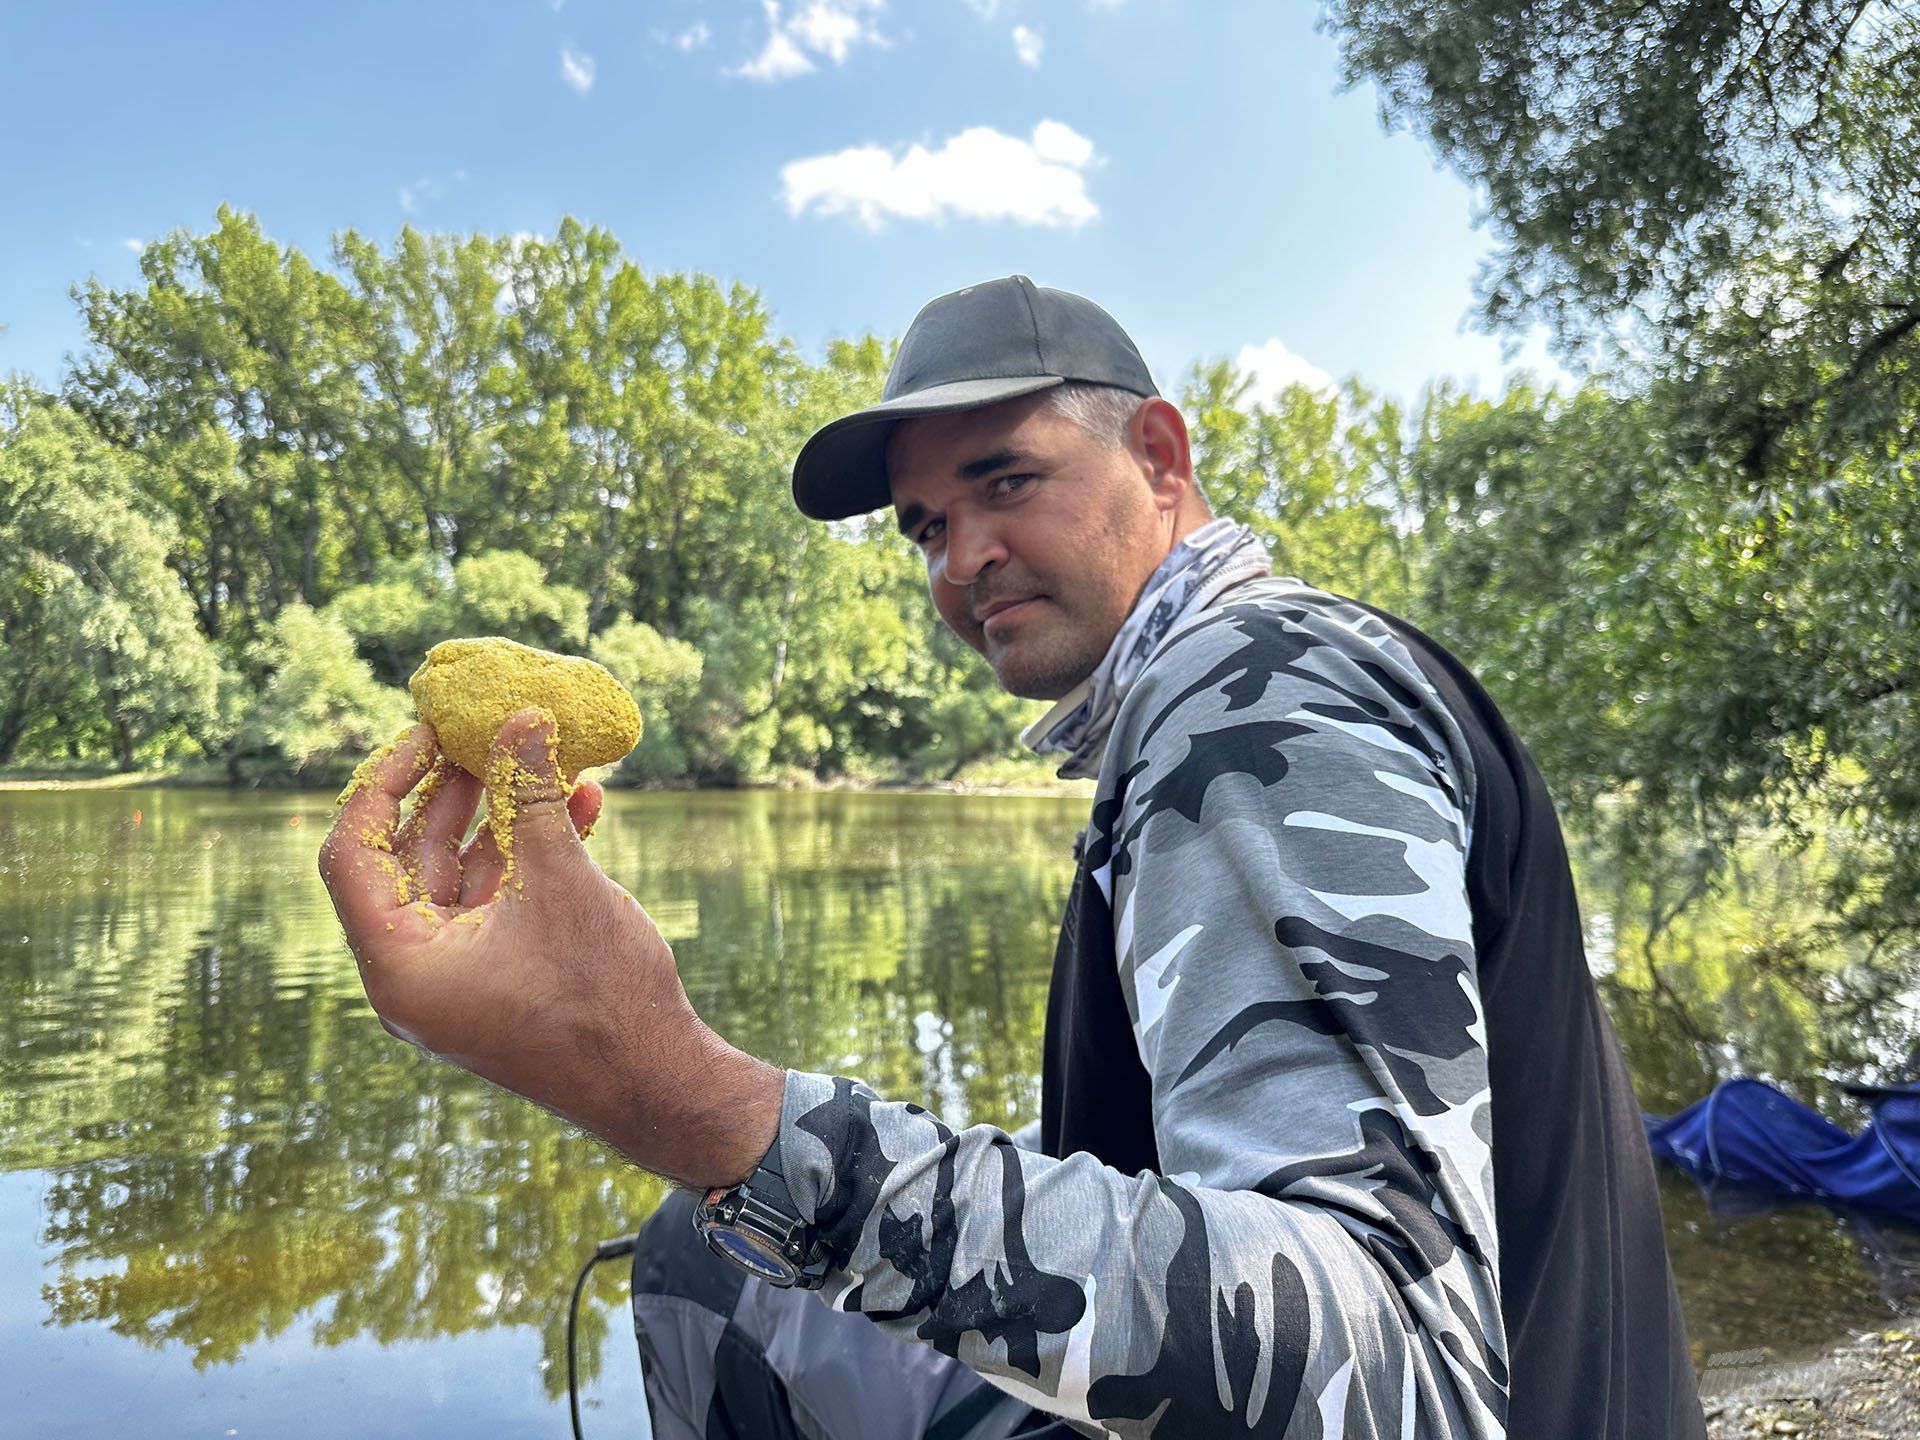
left=886, top=391, right=1174, bottom=700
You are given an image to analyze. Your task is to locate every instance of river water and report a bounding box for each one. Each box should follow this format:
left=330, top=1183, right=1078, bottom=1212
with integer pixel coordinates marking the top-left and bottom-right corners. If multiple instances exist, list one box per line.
left=3, top=787, right=1918, bottom=1435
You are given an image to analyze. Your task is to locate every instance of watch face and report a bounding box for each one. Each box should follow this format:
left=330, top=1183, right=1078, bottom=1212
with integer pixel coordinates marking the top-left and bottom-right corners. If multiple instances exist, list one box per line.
left=702, top=1223, right=798, bottom=1285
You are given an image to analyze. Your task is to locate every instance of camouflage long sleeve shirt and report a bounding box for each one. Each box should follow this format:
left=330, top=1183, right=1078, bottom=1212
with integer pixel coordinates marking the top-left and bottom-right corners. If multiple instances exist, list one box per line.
left=776, top=579, right=1509, bottom=1438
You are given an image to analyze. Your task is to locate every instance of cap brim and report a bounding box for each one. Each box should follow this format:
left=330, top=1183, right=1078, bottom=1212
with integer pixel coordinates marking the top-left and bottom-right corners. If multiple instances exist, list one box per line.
left=791, top=375, right=1066, bottom=521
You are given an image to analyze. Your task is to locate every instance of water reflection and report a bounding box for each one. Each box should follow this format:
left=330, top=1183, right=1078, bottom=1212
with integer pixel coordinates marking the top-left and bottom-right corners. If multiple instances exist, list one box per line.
left=1570, top=815, right=1920, bottom=1366
left=1661, top=1174, right=1920, bottom=1368
left=3, top=787, right=1920, bottom=1429
left=1572, top=817, right=1920, bottom=1118
left=0, top=787, right=1081, bottom=1419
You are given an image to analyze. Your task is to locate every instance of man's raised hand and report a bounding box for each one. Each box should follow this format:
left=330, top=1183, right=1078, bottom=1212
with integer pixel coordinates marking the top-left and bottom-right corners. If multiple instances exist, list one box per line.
left=316, top=708, right=781, bottom=1189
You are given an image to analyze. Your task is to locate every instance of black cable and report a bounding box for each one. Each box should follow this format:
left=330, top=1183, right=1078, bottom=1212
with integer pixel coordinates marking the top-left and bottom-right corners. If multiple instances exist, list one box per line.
left=567, top=1233, right=640, bottom=1440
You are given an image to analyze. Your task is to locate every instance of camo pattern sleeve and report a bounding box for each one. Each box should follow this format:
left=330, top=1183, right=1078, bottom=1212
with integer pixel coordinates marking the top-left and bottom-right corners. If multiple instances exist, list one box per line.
left=776, top=582, right=1508, bottom=1438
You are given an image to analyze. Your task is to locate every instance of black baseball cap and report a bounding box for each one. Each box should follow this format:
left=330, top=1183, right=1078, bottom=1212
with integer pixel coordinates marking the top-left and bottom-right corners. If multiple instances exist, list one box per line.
left=791, top=275, right=1159, bottom=521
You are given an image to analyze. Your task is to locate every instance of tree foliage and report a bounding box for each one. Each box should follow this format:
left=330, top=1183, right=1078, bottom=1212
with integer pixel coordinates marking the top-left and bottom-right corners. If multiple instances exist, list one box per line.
left=588, top=617, right=703, bottom=782
left=1328, top=0, right=1919, bottom=479
left=1407, top=375, right=1920, bottom=952
left=1325, top=0, right=1920, bottom=949
left=15, top=200, right=1915, bottom=962
left=1183, top=363, right=1417, bottom=611
left=0, top=401, right=221, bottom=769
left=249, top=604, right=411, bottom=780
left=15, top=212, right=1406, bottom=787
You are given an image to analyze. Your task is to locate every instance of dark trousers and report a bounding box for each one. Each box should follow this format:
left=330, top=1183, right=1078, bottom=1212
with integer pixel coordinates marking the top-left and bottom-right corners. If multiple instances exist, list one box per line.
left=631, top=1189, right=1066, bottom=1440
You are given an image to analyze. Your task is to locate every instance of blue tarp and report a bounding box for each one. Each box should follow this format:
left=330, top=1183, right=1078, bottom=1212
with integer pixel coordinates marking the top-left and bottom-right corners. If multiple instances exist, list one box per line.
left=1644, top=1077, right=1920, bottom=1224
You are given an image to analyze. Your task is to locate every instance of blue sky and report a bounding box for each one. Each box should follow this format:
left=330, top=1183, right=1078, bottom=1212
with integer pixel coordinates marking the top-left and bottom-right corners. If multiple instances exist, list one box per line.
left=0, top=0, right=1559, bottom=406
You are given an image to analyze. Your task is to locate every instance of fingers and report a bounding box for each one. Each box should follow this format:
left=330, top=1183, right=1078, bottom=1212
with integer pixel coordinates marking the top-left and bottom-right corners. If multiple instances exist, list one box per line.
left=318, top=724, right=438, bottom=942
left=397, top=760, right=484, bottom=906
left=457, top=821, right=506, bottom=908
left=392, top=755, right=451, bottom=863
left=570, top=778, right=603, bottom=838
left=484, top=708, right=585, bottom=891
left=455, top=774, right=602, bottom=910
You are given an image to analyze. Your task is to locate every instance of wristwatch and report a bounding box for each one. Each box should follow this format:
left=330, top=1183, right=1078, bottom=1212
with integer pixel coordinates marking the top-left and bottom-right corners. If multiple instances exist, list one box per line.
left=691, top=1142, right=832, bottom=1289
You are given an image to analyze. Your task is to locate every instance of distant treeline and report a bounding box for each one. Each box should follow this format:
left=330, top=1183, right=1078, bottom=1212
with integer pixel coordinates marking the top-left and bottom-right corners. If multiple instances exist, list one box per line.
left=0, top=211, right=1427, bottom=787
left=2, top=197, right=1916, bottom=953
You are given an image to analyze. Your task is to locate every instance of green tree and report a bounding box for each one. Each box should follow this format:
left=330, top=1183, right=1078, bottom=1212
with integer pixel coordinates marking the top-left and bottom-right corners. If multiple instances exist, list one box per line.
left=331, top=224, right=516, bottom=565
left=321, top=554, right=449, bottom=680
left=1328, top=0, right=1920, bottom=954
left=443, top=550, right=588, bottom=650
left=1404, top=374, right=1920, bottom=953
left=489, top=221, right=660, bottom=628
left=327, top=549, right=590, bottom=686
left=1326, top=0, right=1918, bottom=471
left=1182, top=360, right=1417, bottom=610
left=0, top=403, right=221, bottom=768
left=35, top=210, right=1567, bottom=790
left=68, top=207, right=388, bottom=640
left=589, top=618, right=704, bottom=781
left=250, top=603, right=410, bottom=779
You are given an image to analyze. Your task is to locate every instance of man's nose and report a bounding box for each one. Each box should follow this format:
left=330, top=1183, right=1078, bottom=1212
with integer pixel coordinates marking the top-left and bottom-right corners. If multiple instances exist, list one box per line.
left=933, top=511, right=1008, bottom=589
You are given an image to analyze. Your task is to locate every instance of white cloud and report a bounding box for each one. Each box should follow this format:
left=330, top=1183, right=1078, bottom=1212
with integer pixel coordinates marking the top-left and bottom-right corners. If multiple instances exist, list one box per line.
left=560, top=45, right=597, bottom=93
left=739, top=28, right=811, bottom=79
left=398, top=169, right=469, bottom=215
left=736, top=0, right=883, bottom=81
left=1235, top=338, right=1335, bottom=405
left=1012, top=24, right=1044, bottom=67
left=121, top=237, right=143, bottom=254
left=1030, top=118, right=1093, bottom=167
left=975, top=0, right=1120, bottom=16
left=791, top=1, right=868, bottom=59
left=676, top=21, right=712, bottom=51
left=781, top=120, right=1100, bottom=229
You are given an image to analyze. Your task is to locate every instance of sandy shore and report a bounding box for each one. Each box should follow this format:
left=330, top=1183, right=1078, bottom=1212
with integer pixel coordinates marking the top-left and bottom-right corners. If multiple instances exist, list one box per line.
left=1704, top=1320, right=1920, bottom=1437
left=0, top=769, right=1089, bottom=798
left=0, top=770, right=174, bottom=791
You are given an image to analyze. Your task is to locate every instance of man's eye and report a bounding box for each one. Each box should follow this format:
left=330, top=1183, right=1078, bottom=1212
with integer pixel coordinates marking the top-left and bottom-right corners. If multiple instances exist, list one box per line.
left=916, top=520, right=943, bottom=545
left=994, top=474, right=1034, bottom=496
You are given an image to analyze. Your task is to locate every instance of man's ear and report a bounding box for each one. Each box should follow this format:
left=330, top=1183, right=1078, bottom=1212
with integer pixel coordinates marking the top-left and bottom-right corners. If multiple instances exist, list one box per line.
left=1129, top=398, right=1195, bottom=516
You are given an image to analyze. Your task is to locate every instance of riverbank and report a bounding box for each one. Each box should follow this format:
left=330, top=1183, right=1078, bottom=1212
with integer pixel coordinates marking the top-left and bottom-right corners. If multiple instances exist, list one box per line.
left=1704, top=1320, right=1920, bottom=1437
left=0, top=759, right=1089, bottom=798
left=0, top=769, right=177, bottom=791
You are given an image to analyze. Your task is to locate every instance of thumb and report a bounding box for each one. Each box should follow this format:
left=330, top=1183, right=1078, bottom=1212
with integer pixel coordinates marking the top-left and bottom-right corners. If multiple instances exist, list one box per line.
left=485, top=708, right=587, bottom=889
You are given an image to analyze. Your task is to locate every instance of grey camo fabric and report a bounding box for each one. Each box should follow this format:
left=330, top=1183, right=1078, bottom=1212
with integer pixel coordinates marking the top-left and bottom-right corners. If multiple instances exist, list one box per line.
left=776, top=575, right=1507, bottom=1438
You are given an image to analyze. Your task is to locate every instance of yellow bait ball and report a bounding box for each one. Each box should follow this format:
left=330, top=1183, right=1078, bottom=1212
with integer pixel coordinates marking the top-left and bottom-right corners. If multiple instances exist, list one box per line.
left=408, top=637, right=642, bottom=780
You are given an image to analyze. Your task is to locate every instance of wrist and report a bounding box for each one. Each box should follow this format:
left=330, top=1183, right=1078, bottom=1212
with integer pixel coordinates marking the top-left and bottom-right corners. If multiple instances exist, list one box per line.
left=598, top=1020, right=783, bottom=1190
left=699, top=1044, right=785, bottom=1190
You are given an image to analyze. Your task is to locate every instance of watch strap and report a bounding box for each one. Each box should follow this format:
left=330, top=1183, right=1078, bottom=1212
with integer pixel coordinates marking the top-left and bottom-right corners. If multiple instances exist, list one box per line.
left=691, top=1139, right=831, bottom=1290
left=749, top=1133, right=791, bottom=1188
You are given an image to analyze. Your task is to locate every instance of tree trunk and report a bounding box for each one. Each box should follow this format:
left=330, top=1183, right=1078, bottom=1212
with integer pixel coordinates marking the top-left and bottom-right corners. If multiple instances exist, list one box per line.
left=0, top=709, right=25, bottom=766
left=0, top=636, right=38, bottom=762
left=301, top=481, right=320, bottom=601
left=111, top=713, right=136, bottom=772
left=329, top=458, right=377, bottom=583
left=768, top=528, right=810, bottom=706
left=587, top=446, right=616, bottom=633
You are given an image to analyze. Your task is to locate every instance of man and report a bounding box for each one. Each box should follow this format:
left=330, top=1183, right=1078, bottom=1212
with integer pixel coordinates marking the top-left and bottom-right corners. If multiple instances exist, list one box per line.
left=321, top=277, right=1707, bottom=1438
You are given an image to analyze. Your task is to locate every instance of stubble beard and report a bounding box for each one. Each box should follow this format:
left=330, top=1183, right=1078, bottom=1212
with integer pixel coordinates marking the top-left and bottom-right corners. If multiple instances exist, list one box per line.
left=987, top=560, right=1136, bottom=701
left=988, top=601, right=1113, bottom=700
